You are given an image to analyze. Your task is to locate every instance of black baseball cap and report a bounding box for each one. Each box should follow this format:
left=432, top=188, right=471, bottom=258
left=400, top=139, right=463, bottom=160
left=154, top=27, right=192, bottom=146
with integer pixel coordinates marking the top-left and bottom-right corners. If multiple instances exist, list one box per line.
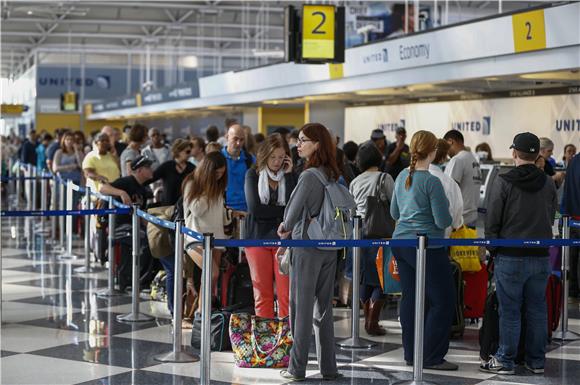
left=396, top=126, right=406, bottom=135
left=370, top=129, right=385, bottom=140
left=509, top=132, right=540, bottom=154
left=130, top=155, right=153, bottom=170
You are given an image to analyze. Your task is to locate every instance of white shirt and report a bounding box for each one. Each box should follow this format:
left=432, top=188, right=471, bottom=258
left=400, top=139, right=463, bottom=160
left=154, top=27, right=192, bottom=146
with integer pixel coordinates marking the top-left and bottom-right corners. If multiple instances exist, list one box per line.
left=444, top=150, right=482, bottom=226
left=430, top=164, right=464, bottom=237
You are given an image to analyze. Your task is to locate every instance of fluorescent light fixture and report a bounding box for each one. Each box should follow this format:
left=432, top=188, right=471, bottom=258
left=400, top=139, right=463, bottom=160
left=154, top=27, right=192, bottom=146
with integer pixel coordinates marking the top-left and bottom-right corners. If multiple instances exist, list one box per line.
left=179, top=55, right=198, bottom=68
left=251, top=49, right=284, bottom=58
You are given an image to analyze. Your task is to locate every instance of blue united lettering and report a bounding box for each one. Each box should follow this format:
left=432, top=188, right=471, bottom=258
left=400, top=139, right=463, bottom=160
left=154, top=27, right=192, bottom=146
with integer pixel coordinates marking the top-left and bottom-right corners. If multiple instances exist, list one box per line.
left=555, top=119, right=580, bottom=131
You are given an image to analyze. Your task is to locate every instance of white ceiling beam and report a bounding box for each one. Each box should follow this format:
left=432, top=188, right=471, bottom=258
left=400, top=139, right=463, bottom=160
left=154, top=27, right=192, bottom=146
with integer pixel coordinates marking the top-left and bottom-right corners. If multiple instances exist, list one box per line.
left=2, top=31, right=284, bottom=44
left=72, top=2, right=284, bottom=13
left=3, top=17, right=284, bottom=30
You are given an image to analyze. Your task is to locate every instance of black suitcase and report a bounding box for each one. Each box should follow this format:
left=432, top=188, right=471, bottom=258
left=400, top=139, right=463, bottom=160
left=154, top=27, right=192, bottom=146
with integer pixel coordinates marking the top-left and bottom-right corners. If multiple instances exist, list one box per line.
left=450, top=260, right=465, bottom=338
left=479, top=289, right=499, bottom=361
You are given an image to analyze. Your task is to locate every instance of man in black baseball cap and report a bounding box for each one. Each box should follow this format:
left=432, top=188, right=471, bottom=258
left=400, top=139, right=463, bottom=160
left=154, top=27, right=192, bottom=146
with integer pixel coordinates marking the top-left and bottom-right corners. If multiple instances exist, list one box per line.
left=480, top=131, right=557, bottom=375
left=99, top=155, right=154, bottom=291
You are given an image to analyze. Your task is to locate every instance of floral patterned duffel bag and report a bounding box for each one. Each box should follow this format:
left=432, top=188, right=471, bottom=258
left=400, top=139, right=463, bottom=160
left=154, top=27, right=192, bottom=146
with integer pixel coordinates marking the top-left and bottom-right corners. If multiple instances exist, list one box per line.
left=229, top=313, right=293, bottom=368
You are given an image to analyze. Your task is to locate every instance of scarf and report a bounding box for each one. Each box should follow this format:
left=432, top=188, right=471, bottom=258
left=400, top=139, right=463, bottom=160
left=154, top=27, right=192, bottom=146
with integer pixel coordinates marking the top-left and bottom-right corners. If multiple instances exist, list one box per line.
left=258, top=168, right=286, bottom=206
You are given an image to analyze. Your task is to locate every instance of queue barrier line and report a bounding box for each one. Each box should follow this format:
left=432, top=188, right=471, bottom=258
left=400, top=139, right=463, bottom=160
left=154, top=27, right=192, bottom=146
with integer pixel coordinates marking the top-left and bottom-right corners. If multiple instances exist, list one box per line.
left=0, top=176, right=53, bottom=182
left=136, top=209, right=176, bottom=230
left=210, top=237, right=580, bottom=248
left=180, top=226, right=204, bottom=241
left=0, top=208, right=130, bottom=217
left=571, top=220, right=580, bottom=229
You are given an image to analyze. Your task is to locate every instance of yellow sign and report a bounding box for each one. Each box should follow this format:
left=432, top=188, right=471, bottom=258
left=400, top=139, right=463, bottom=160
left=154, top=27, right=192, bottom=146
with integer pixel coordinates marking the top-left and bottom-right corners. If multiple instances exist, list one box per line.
left=512, top=10, right=546, bottom=53
left=1, top=104, right=25, bottom=115
left=136, top=93, right=142, bottom=107
left=329, top=63, right=343, bottom=79
left=63, top=91, right=77, bottom=111
left=302, top=5, right=335, bottom=60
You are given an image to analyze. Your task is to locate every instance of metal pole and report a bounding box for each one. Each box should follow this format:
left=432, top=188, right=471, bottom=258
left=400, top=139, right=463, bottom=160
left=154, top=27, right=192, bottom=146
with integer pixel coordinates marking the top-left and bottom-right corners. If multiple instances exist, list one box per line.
left=434, top=0, right=438, bottom=28
left=36, top=172, right=49, bottom=235
left=98, top=196, right=121, bottom=297
left=75, top=187, right=100, bottom=274
left=155, top=220, right=199, bottom=363
left=31, top=167, right=37, bottom=211
left=117, top=204, right=154, bottom=322
left=59, top=180, right=77, bottom=260
left=498, top=0, right=503, bottom=14
left=553, top=216, right=580, bottom=341
left=16, top=163, right=21, bottom=206
left=404, top=0, right=409, bottom=34
left=50, top=178, right=58, bottom=242
left=59, top=180, right=65, bottom=249
left=396, top=235, right=438, bottom=385
left=200, top=233, right=214, bottom=385
left=337, top=216, right=375, bottom=349
left=238, top=217, right=245, bottom=263
left=414, top=0, right=419, bottom=32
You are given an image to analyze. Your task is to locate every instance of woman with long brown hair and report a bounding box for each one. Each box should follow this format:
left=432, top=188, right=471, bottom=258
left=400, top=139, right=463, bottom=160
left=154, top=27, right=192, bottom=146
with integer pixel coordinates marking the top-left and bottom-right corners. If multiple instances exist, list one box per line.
left=182, top=151, right=230, bottom=314
left=277, top=123, right=341, bottom=381
left=244, top=134, right=296, bottom=319
left=390, top=130, right=456, bottom=370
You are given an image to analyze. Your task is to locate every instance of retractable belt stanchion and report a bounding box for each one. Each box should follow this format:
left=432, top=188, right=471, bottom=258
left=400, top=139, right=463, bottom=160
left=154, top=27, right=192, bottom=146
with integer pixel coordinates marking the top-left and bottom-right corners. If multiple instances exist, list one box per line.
left=117, top=204, right=154, bottom=323
left=553, top=216, right=580, bottom=341
left=32, top=167, right=38, bottom=211
left=155, top=219, right=199, bottom=363
left=49, top=178, right=58, bottom=243
left=200, top=232, right=214, bottom=385
left=59, top=180, right=78, bottom=260
left=396, top=234, right=437, bottom=385
left=238, top=218, right=245, bottom=263
left=15, top=163, right=21, bottom=206
left=98, top=196, right=121, bottom=297
left=337, top=216, right=375, bottom=349
left=35, top=172, right=50, bottom=235
left=26, top=167, right=33, bottom=211
left=58, top=180, right=66, bottom=249
left=75, top=187, right=101, bottom=274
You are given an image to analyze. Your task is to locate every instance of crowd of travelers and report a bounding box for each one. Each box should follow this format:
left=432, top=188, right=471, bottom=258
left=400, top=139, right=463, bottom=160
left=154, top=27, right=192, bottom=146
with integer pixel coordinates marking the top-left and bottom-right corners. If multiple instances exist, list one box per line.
left=1, top=119, right=578, bottom=379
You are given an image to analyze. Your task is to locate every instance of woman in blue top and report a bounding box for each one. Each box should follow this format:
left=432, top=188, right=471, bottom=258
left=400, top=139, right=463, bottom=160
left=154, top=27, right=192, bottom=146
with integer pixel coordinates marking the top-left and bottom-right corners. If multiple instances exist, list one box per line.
left=390, top=130, right=457, bottom=371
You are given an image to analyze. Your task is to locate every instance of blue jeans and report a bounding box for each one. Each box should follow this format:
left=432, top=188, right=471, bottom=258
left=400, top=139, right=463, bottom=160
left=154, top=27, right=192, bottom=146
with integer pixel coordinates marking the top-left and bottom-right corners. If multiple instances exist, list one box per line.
left=494, top=255, right=550, bottom=369
left=392, top=246, right=455, bottom=365
left=159, top=256, right=175, bottom=315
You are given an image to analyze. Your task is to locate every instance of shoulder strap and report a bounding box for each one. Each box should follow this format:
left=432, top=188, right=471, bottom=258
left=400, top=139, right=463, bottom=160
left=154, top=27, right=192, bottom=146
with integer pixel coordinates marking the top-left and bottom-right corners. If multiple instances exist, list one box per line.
left=307, top=167, right=329, bottom=186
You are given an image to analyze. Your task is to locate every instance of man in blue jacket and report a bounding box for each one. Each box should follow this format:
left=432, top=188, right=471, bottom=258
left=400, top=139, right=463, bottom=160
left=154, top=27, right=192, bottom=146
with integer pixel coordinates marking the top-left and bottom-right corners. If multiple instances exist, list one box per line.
left=221, top=124, right=255, bottom=211
left=562, top=153, right=580, bottom=298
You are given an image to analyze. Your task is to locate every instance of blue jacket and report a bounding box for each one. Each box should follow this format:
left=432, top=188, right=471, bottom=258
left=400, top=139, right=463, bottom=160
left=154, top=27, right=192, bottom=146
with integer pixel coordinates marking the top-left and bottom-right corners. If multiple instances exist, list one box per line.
left=562, top=154, right=580, bottom=216
left=222, top=148, right=255, bottom=211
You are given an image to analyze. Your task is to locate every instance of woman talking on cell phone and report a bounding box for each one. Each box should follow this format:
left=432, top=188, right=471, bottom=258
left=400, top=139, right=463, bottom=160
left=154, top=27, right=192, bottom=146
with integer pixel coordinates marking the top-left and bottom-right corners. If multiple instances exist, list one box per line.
left=244, top=133, right=297, bottom=319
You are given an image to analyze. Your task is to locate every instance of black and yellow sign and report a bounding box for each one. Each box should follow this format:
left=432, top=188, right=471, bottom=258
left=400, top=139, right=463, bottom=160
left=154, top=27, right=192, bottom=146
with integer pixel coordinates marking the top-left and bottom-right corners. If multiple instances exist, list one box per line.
left=302, top=5, right=335, bottom=60
left=1, top=104, right=27, bottom=116
left=512, top=10, right=546, bottom=53
left=63, top=91, right=77, bottom=111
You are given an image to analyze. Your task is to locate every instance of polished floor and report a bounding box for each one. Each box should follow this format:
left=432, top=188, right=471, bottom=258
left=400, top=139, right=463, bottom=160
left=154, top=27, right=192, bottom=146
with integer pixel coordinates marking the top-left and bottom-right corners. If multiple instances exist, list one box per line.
left=2, top=216, right=580, bottom=385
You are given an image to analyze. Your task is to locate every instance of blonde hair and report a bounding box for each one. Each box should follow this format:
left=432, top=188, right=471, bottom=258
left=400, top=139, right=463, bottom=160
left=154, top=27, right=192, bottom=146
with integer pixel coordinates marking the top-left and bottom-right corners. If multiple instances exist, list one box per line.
left=405, top=131, right=438, bottom=190
left=171, top=138, right=192, bottom=158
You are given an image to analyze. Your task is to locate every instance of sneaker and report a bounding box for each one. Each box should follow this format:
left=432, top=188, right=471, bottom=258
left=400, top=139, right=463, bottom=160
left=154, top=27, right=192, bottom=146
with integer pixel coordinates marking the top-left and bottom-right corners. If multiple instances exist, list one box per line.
left=280, top=370, right=305, bottom=382
left=424, top=360, right=459, bottom=371
left=524, top=363, right=544, bottom=374
left=479, top=356, right=515, bottom=375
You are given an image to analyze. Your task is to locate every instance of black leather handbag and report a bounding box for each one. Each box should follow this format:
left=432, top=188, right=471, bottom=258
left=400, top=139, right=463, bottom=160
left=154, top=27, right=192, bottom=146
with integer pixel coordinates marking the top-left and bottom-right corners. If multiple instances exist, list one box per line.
left=363, top=173, right=395, bottom=239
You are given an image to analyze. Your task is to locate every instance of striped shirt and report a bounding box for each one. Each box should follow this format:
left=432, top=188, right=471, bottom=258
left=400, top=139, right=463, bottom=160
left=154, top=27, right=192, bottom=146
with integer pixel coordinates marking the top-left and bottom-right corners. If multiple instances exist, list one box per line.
left=390, top=169, right=452, bottom=241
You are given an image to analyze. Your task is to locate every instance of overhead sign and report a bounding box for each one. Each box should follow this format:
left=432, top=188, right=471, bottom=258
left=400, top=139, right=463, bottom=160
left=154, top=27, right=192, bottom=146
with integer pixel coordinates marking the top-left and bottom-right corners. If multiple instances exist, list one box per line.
left=1, top=104, right=28, bottom=116
left=62, top=91, right=77, bottom=111
left=512, top=9, right=546, bottom=53
left=302, top=5, right=336, bottom=60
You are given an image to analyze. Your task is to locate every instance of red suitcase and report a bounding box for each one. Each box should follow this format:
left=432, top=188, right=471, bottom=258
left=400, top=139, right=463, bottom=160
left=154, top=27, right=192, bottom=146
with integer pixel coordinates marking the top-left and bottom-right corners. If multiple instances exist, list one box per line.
left=464, top=262, right=488, bottom=319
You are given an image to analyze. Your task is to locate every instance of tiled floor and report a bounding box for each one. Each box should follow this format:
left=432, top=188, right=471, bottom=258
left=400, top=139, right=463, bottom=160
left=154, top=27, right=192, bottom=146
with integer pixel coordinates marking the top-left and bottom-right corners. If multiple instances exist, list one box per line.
left=2, top=216, right=580, bottom=385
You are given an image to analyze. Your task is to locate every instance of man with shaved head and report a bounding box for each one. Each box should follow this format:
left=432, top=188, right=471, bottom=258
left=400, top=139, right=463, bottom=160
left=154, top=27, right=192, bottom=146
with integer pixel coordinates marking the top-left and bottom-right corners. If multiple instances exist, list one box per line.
left=221, top=123, right=255, bottom=211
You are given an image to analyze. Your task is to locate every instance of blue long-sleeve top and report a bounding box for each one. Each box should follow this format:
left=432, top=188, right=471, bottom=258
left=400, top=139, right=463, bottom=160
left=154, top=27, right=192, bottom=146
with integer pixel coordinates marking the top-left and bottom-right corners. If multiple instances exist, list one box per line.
left=390, top=169, right=452, bottom=242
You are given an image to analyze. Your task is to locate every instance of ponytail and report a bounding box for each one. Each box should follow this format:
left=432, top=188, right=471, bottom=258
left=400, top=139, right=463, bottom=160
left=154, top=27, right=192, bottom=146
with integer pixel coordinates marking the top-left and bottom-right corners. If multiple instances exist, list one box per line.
left=405, top=153, right=419, bottom=190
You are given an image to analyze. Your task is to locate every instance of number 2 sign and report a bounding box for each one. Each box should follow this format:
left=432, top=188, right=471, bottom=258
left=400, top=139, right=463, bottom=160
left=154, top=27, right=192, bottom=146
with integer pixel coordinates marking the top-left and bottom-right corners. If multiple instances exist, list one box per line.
left=302, top=5, right=335, bottom=60
left=512, top=9, right=546, bottom=53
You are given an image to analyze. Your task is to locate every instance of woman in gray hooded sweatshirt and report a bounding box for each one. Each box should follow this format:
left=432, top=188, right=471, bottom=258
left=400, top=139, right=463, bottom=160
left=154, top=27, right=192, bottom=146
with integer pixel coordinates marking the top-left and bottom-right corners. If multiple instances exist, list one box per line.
left=277, top=123, right=342, bottom=381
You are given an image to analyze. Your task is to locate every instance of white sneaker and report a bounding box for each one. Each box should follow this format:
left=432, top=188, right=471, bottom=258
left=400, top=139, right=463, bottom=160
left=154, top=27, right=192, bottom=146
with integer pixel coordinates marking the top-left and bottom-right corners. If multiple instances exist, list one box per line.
left=479, top=356, right=515, bottom=375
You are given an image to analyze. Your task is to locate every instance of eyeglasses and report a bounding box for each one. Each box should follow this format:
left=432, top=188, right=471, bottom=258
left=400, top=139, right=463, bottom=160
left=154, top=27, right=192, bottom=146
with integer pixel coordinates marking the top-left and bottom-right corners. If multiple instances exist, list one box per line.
left=297, top=138, right=313, bottom=145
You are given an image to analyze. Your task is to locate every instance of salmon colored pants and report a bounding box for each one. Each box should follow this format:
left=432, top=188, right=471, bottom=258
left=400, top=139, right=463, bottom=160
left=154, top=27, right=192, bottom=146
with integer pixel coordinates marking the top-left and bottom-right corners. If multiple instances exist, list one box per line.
left=245, top=247, right=290, bottom=318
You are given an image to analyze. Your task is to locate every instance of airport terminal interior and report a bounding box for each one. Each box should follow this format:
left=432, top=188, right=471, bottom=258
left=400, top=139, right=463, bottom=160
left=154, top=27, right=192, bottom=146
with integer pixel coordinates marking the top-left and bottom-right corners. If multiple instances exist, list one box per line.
left=1, top=1, right=579, bottom=385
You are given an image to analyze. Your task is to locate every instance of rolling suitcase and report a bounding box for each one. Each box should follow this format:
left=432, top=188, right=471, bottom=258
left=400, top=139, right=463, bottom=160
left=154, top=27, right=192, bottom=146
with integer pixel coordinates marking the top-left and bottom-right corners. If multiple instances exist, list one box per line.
left=464, top=262, right=488, bottom=319
left=450, top=259, right=465, bottom=338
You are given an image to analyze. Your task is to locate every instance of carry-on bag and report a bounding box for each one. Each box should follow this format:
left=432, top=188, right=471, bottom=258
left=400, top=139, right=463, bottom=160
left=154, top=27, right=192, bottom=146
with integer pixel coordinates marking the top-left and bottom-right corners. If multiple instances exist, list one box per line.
left=450, top=259, right=465, bottom=338
left=464, top=262, right=488, bottom=319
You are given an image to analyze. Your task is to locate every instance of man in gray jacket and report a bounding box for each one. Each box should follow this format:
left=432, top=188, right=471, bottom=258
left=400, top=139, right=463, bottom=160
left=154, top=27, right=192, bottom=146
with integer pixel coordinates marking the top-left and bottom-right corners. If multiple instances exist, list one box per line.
left=480, top=132, right=557, bottom=376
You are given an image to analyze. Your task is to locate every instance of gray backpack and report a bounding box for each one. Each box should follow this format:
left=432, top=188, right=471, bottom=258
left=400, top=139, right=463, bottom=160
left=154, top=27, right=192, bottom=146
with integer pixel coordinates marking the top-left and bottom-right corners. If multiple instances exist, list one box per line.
left=304, top=168, right=357, bottom=250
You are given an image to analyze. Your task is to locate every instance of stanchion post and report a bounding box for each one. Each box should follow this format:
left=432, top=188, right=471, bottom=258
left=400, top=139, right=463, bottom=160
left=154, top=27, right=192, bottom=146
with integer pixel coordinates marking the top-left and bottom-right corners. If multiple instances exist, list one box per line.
left=75, top=187, right=101, bottom=274
left=553, top=216, right=580, bottom=341
left=32, top=167, right=38, bottom=211
left=154, top=220, right=199, bottom=363
left=395, top=234, right=438, bottom=385
left=26, top=167, right=33, bottom=211
left=200, top=232, right=214, bottom=385
left=58, top=180, right=65, bottom=249
left=117, top=204, right=154, bottom=323
left=59, top=180, right=78, bottom=260
left=98, top=196, right=122, bottom=297
left=337, top=216, right=375, bottom=349
left=16, top=163, right=21, bottom=206
left=38, top=173, right=49, bottom=233
left=50, top=178, right=57, bottom=242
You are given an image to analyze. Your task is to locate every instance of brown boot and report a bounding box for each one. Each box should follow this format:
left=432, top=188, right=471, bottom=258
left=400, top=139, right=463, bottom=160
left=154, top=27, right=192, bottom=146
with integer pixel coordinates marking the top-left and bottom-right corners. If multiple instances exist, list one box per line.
left=366, top=299, right=387, bottom=336
left=362, top=300, right=370, bottom=331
